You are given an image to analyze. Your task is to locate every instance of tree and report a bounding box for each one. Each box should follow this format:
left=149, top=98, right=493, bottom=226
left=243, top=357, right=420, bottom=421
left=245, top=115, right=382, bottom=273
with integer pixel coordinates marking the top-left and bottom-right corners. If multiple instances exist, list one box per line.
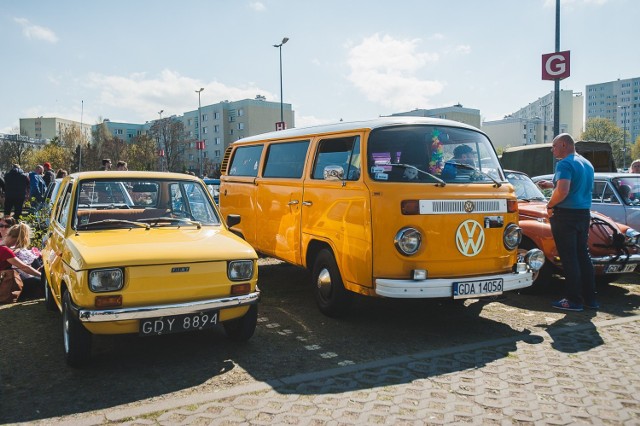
left=581, top=117, right=627, bottom=169
left=148, top=118, right=187, bottom=172
left=0, top=128, right=36, bottom=171
left=127, top=134, right=158, bottom=171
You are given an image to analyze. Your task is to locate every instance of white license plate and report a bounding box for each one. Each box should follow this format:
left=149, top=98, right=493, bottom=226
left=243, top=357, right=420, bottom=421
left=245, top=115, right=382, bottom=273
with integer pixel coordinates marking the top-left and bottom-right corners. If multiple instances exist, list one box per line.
left=139, top=310, right=218, bottom=336
left=605, top=263, right=637, bottom=274
left=453, top=278, right=504, bottom=299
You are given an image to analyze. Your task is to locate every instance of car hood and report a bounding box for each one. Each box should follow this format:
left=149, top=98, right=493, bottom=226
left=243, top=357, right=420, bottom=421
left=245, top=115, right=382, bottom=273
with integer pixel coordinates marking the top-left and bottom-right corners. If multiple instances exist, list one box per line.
left=518, top=200, right=627, bottom=232
left=63, top=227, right=257, bottom=270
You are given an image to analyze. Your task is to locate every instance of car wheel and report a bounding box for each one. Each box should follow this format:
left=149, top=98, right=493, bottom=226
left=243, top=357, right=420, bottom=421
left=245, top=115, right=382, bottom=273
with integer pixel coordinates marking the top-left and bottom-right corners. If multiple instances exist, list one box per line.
left=312, top=249, right=353, bottom=317
left=223, top=304, right=258, bottom=342
left=43, top=273, right=57, bottom=311
left=518, top=239, right=556, bottom=292
left=62, top=291, right=92, bottom=367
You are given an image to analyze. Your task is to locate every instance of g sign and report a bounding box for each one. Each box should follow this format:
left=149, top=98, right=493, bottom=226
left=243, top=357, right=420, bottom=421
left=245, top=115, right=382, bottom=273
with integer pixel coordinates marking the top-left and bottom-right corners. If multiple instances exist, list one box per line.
left=542, top=50, right=570, bottom=80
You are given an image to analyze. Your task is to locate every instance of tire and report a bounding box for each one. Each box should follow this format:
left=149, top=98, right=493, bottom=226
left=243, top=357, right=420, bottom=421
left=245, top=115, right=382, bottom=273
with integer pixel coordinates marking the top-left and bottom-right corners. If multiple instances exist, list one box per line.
left=223, top=304, right=258, bottom=342
left=518, top=239, right=556, bottom=292
left=62, top=291, right=92, bottom=367
left=312, top=249, right=353, bottom=317
left=43, top=274, right=57, bottom=311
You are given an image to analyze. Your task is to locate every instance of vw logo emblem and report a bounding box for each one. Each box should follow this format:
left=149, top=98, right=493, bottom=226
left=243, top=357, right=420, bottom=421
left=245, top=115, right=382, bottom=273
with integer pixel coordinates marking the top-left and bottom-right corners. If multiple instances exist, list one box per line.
left=464, top=201, right=475, bottom=213
left=455, top=220, right=485, bottom=257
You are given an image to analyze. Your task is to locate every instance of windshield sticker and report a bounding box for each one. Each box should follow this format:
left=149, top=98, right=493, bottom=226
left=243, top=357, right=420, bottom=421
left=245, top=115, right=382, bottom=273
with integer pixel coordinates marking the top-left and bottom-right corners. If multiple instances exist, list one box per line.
left=428, top=129, right=445, bottom=174
left=375, top=173, right=389, bottom=181
left=371, top=166, right=386, bottom=173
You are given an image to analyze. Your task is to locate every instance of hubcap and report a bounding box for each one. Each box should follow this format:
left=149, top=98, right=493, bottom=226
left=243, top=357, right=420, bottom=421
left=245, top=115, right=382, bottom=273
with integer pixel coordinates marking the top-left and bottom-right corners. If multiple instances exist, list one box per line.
left=316, top=268, right=332, bottom=299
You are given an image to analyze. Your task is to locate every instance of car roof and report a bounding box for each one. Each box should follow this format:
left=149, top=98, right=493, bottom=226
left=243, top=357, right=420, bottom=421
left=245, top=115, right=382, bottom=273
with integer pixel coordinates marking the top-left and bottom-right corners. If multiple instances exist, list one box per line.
left=67, top=171, right=202, bottom=182
left=231, top=116, right=484, bottom=145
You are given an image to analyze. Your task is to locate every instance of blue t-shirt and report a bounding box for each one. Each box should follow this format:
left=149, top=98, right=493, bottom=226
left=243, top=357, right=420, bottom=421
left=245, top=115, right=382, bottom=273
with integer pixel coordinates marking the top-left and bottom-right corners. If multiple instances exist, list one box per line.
left=553, top=153, right=594, bottom=209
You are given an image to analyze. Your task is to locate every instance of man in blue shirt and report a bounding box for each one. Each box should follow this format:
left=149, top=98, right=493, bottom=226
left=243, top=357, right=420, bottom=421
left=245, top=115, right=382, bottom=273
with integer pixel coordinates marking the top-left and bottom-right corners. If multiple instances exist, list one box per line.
left=542, top=133, right=597, bottom=311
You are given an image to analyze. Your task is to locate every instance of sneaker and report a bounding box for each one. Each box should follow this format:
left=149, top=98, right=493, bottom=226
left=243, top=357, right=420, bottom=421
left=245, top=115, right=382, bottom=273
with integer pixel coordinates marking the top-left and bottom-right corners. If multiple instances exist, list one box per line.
left=552, top=298, right=584, bottom=312
left=584, top=300, right=600, bottom=310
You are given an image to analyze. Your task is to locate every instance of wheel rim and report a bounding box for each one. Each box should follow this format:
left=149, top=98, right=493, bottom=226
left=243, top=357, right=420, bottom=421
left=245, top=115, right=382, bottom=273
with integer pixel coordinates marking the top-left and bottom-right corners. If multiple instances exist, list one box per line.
left=316, top=267, right=332, bottom=300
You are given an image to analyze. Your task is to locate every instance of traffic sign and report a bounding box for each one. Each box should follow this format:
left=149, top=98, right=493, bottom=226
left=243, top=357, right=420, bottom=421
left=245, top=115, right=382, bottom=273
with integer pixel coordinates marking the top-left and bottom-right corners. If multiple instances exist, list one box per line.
left=542, top=50, right=570, bottom=80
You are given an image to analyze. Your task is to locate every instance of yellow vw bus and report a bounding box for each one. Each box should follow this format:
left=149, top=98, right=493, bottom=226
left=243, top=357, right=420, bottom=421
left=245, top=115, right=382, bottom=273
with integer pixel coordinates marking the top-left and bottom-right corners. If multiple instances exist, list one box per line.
left=219, top=117, right=543, bottom=316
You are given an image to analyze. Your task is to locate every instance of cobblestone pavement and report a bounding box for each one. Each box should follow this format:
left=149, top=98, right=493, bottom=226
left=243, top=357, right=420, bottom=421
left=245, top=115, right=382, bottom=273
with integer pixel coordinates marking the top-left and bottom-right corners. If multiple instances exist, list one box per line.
left=36, top=315, right=640, bottom=425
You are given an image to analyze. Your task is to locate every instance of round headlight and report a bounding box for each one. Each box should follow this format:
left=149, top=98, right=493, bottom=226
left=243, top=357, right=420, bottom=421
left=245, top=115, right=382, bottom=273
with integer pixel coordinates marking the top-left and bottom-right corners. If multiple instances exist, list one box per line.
left=524, top=248, right=545, bottom=271
left=503, top=223, right=522, bottom=250
left=625, top=228, right=640, bottom=245
left=394, top=227, right=422, bottom=256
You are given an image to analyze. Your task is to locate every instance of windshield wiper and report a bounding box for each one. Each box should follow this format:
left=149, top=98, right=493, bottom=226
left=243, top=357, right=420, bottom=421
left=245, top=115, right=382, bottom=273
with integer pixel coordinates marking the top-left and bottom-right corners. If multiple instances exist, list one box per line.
left=138, top=217, right=202, bottom=229
left=76, top=219, right=151, bottom=230
left=447, top=162, right=502, bottom=188
left=394, top=163, right=446, bottom=187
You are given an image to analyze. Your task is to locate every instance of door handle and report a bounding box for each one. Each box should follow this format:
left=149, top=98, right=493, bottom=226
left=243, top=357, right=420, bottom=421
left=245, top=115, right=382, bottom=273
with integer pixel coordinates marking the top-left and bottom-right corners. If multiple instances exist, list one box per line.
left=302, top=201, right=313, bottom=206
left=287, top=200, right=299, bottom=205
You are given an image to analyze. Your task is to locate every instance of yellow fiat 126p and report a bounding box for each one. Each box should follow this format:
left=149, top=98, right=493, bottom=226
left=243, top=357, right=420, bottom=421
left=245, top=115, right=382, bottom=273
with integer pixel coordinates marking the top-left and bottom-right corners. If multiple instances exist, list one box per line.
left=219, top=117, right=544, bottom=316
left=42, top=171, right=259, bottom=367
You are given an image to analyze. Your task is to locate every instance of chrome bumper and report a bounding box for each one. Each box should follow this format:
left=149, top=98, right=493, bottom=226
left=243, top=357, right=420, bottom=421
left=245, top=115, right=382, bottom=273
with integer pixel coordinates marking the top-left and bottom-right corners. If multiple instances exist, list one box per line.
left=590, top=253, right=640, bottom=266
left=375, top=271, right=533, bottom=299
left=72, top=291, right=260, bottom=323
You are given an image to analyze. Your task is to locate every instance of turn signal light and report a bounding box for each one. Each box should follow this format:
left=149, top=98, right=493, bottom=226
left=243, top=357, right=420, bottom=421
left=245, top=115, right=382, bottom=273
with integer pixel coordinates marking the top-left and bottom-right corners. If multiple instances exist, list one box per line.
left=401, top=200, right=420, bottom=215
left=507, top=199, right=518, bottom=213
left=231, top=283, right=251, bottom=295
left=95, top=295, right=122, bottom=308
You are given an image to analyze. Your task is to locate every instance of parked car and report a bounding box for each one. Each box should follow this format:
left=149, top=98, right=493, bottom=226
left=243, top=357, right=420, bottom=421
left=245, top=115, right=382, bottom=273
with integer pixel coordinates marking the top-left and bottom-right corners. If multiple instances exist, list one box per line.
left=506, top=170, right=640, bottom=287
left=533, top=172, right=640, bottom=231
left=203, top=178, right=220, bottom=204
left=41, top=171, right=259, bottom=367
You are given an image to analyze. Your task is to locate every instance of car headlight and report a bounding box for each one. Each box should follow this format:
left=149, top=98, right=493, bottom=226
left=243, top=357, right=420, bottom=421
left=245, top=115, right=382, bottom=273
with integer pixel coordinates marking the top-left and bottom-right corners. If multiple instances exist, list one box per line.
left=503, top=223, right=522, bottom=250
left=228, top=260, right=254, bottom=281
left=89, top=268, right=124, bottom=292
left=625, top=228, right=640, bottom=245
left=394, top=227, right=422, bottom=256
left=524, top=248, right=545, bottom=271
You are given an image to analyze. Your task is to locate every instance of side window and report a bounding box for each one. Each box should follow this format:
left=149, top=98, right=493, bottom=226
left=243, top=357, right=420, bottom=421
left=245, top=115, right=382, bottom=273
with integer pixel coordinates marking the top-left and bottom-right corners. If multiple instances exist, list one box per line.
left=312, top=136, right=361, bottom=181
left=228, top=145, right=264, bottom=177
left=592, top=181, right=606, bottom=203
left=263, top=140, right=310, bottom=178
left=56, top=185, right=73, bottom=229
left=603, top=183, right=620, bottom=204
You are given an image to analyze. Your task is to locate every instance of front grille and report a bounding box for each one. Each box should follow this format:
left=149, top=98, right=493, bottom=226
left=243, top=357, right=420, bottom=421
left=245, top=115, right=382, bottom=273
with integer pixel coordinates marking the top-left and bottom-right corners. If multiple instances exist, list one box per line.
left=419, top=199, right=507, bottom=214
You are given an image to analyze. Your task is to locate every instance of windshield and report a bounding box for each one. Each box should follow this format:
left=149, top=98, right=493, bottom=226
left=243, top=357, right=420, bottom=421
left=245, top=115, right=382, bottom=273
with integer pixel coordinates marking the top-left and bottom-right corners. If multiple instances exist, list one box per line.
left=612, top=176, right=640, bottom=205
left=505, top=172, right=547, bottom=201
left=367, top=125, right=504, bottom=184
left=73, top=178, right=220, bottom=229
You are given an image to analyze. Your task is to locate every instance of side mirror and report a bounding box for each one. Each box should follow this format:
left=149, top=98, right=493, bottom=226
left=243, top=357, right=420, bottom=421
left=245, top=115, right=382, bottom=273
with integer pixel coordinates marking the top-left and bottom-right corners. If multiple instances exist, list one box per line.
left=323, top=165, right=345, bottom=181
left=226, top=214, right=241, bottom=228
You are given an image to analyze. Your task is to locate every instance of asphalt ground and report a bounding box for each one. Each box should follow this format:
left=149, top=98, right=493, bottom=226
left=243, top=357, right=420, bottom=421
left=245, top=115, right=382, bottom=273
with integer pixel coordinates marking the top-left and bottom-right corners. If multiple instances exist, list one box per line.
left=1, top=259, right=639, bottom=425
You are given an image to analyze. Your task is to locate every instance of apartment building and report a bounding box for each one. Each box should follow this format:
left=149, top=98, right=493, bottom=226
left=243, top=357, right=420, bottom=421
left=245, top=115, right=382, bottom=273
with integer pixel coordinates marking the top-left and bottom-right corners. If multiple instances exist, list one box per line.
left=482, top=90, right=583, bottom=150
left=391, top=104, right=481, bottom=129
left=586, top=77, right=640, bottom=146
left=19, top=117, right=92, bottom=143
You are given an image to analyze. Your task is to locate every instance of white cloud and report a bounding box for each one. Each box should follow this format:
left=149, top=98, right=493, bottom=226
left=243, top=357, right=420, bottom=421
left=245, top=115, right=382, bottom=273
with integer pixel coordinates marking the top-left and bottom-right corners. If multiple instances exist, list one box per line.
left=346, top=34, right=443, bottom=111
left=249, top=2, right=266, bottom=11
left=455, top=44, right=471, bottom=54
left=14, top=18, right=58, bottom=43
left=85, top=69, right=276, bottom=121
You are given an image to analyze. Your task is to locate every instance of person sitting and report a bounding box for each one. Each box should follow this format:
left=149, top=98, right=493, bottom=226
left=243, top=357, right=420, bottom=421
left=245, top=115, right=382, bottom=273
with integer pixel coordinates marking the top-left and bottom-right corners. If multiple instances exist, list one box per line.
left=7, top=223, right=43, bottom=300
left=1, top=223, right=42, bottom=302
left=618, top=184, right=633, bottom=204
left=0, top=216, right=17, bottom=243
left=442, top=145, right=475, bottom=180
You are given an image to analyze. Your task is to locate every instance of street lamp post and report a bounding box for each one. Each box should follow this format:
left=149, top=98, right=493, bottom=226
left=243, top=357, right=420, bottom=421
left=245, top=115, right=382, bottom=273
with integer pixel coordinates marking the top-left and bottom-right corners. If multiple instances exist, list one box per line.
left=619, top=105, right=629, bottom=169
left=196, top=88, right=205, bottom=176
left=158, top=109, right=164, bottom=120
left=273, top=37, right=289, bottom=127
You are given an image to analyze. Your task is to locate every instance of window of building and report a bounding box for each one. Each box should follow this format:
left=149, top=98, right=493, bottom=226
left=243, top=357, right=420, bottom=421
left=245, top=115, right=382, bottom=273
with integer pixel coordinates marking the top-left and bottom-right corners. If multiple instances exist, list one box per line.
left=238, top=109, right=244, bottom=116
left=263, top=140, right=310, bottom=178
left=230, top=129, right=234, bottom=135
left=214, top=125, right=219, bottom=132
left=238, top=123, right=244, bottom=130
left=188, top=119, right=192, bottom=126
left=215, top=150, right=221, bottom=157
left=215, top=137, right=221, bottom=144
left=203, top=127, right=208, bottom=134
left=203, top=113, right=208, bottom=121
left=214, top=112, right=220, bottom=119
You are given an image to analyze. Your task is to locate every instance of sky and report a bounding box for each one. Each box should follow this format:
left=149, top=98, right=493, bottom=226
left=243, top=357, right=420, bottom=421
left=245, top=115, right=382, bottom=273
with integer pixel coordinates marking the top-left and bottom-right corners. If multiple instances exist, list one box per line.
left=1, top=0, right=638, bottom=134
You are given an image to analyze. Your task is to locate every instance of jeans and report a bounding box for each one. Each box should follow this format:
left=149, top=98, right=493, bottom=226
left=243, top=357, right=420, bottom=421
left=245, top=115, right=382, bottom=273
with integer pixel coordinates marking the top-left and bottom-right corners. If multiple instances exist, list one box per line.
left=549, top=208, right=596, bottom=304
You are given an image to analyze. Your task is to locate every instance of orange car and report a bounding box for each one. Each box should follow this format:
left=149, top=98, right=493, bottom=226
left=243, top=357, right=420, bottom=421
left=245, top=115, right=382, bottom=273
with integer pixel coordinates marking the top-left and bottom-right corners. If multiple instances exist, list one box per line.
left=507, top=170, right=640, bottom=286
